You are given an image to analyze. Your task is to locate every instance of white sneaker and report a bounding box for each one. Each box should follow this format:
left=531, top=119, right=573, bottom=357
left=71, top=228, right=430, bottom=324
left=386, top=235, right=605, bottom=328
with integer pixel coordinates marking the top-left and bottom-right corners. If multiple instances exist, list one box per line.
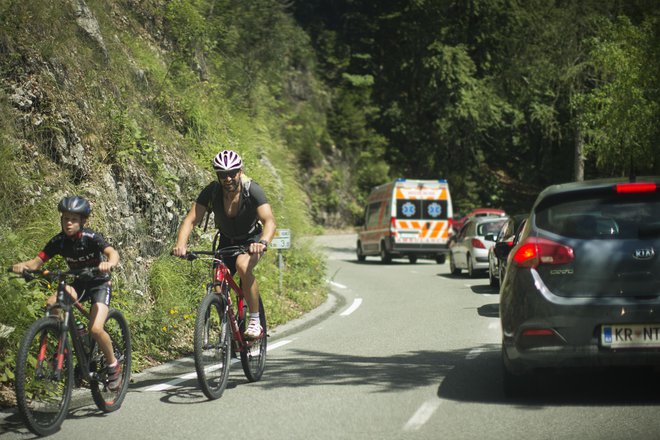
left=244, top=320, right=263, bottom=339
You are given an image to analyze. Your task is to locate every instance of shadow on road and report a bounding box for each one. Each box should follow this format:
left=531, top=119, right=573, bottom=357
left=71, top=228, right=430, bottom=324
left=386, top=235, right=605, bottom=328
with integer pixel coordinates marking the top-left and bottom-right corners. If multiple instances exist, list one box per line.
left=253, top=346, right=660, bottom=407
left=477, top=303, right=499, bottom=318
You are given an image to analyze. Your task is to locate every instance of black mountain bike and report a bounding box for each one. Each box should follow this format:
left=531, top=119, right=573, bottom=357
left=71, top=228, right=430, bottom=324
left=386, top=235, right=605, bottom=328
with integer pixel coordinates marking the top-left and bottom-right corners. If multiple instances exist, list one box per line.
left=177, top=245, right=267, bottom=400
left=10, top=267, right=131, bottom=436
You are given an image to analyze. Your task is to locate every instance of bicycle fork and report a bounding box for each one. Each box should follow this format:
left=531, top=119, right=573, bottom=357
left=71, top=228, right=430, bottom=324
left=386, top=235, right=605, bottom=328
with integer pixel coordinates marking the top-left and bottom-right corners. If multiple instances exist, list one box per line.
left=35, top=323, right=68, bottom=381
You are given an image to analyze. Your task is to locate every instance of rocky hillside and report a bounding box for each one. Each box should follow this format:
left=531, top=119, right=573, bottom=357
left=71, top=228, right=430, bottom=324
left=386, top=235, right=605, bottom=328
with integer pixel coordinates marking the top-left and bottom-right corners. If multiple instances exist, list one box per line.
left=1, top=0, right=320, bottom=288
left=0, top=0, right=329, bottom=405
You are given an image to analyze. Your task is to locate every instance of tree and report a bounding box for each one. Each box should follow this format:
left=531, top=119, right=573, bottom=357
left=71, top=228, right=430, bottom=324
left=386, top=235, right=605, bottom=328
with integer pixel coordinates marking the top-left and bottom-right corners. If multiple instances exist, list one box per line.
left=573, top=15, right=660, bottom=176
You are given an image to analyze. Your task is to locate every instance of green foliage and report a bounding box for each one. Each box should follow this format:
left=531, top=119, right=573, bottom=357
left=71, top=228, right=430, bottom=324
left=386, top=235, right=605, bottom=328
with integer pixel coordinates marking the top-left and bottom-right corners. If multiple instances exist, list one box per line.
left=573, top=16, right=660, bottom=174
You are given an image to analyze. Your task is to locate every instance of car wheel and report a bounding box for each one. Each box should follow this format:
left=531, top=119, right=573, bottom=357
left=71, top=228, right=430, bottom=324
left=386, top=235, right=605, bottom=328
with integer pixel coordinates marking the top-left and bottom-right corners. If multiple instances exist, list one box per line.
left=408, top=255, right=417, bottom=264
left=380, top=242, right=392, bottom=264
left=449, top=253, right=460, bottom=275
left=501, top=347, right=537, bottom=399
left=435, top=254, right=446, bottom=264
left=356, top=242, right=366, bottom=262
left=467, top=254, right=476, bottom=278
left=489, top=262, right=499, bottom=288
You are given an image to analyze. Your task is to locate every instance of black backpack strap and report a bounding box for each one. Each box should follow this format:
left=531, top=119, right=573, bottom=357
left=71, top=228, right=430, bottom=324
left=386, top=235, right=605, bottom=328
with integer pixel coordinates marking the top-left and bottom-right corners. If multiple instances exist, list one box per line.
left=203, top=182, right=219, bottom=232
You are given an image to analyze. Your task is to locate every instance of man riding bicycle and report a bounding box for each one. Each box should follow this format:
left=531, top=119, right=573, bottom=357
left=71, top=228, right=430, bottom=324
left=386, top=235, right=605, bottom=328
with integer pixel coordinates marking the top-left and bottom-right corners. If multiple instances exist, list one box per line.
left=11, top=196, right=122, bottom=390
left=172, top=149, right=276, bottom=339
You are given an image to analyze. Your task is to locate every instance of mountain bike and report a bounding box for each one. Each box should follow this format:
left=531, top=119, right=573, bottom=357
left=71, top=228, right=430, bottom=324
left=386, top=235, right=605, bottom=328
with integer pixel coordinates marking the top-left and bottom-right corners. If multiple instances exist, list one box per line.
left=177, top=245, right=267, bottom=400
left=9, top=267, right=131, bottom=436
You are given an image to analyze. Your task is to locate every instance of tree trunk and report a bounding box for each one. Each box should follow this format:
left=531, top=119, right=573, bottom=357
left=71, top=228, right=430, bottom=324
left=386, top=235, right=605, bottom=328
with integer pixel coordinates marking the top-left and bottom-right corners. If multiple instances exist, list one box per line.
left=574, top=127, right=584, bottom=181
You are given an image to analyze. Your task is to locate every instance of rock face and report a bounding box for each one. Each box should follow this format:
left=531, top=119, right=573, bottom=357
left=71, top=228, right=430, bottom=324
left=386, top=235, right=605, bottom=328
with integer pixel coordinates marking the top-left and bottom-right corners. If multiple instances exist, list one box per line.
left=71, top=0, right=109, bottom=63
left=1, top=0, right=212, bottom=295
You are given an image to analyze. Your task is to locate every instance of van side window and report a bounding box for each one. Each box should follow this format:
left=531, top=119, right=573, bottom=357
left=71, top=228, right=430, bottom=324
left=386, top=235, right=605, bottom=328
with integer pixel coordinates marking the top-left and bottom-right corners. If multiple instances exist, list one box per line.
left=382, top=201, right=390, bottom=226
left=367, top=202, right=382, bottom=228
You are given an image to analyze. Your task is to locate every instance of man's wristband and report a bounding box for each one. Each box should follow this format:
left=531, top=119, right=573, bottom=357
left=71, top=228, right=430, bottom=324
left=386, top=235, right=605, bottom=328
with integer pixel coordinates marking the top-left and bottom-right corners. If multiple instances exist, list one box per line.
left=259, top=239, right=269, bottom=248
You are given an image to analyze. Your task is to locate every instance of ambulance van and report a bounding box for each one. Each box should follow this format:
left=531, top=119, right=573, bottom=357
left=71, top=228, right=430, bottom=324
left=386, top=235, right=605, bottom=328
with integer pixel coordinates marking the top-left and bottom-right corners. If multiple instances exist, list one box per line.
left=357, top=178, right=454, bottom=263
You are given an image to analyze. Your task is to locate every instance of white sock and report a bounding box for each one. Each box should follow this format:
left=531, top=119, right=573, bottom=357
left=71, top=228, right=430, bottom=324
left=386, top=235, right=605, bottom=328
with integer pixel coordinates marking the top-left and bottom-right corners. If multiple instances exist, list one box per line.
left=249, top=313, right=260, bottom=323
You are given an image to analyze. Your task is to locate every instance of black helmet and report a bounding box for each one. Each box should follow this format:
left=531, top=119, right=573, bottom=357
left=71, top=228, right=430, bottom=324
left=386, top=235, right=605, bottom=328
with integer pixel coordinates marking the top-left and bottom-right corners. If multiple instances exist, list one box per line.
left=58, top=196, right=92, bottom=217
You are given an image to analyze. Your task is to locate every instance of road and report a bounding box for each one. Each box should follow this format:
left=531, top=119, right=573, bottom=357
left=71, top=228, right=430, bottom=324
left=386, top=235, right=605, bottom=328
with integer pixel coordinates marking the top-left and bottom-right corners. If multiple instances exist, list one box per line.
left=2, top=233, right=660, bottom=439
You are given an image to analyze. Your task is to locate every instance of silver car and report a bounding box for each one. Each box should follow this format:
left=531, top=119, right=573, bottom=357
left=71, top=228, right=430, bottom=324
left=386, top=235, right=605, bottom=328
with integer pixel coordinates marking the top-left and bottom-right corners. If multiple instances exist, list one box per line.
left=500, top=178, right=660, bottom=396
left=449, top=216, right=508, bottom=277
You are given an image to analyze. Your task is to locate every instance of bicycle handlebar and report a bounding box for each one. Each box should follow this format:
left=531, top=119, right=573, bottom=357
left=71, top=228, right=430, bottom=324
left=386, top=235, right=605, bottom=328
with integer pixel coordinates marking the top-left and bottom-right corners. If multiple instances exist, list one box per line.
left=175, top=245, right=250, bottom=261
left=8, top=267, right=107, bottom=282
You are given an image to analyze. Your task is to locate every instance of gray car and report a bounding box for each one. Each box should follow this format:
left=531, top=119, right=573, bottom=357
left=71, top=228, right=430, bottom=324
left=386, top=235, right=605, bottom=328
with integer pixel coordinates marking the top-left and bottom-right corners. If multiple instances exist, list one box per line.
left=449, top=216, right=508, bottom=277
left=500, top=177, right=660, bottom=396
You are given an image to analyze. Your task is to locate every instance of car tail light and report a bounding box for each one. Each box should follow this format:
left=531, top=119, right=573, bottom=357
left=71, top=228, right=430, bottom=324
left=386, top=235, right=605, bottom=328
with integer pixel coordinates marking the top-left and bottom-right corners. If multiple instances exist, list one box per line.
left=471, top=238, right=486, bottom=249
left=616, top=182, right=657, bottom=194
left=519, top=327, right=565, bottom=349
left=390, top=217, right=397, bottom=237
left=511, top=237, right=574, bottom=268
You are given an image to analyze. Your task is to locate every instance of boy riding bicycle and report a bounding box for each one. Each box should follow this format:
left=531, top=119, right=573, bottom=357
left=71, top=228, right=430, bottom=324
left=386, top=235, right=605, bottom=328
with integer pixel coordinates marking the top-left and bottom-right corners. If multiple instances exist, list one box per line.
left=11, top=196, right=122, bottom=391
left=172, top=149, right=276, bottom=339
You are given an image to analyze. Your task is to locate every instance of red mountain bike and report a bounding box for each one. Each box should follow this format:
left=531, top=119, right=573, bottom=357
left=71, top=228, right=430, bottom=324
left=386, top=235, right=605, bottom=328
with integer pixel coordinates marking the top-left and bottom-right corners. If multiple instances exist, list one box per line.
left=177, top=245, right=267, bottom=400
left=9, top=267, right=131, bottom=436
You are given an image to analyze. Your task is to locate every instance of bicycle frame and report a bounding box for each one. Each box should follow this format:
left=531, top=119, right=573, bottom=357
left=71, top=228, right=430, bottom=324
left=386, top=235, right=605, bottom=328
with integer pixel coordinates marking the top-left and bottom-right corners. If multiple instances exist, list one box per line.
left=35, top=272, right=103, bottom=384
left=211, top=260, right=262, bottom=352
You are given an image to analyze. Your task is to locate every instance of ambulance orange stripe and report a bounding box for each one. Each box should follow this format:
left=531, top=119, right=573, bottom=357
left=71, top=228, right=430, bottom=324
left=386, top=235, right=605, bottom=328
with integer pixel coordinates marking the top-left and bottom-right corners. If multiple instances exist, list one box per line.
left=430, top=222, right=443, bottom=238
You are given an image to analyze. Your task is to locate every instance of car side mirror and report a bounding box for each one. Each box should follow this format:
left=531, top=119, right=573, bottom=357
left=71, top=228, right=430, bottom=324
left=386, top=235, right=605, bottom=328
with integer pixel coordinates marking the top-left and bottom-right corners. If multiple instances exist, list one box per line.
left=494, top=241, right=512, bottom=259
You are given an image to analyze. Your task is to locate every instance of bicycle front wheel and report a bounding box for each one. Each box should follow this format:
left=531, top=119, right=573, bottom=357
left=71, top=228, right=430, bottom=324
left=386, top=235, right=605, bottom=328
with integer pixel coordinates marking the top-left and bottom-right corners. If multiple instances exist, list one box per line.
left=91, top=308, right=132, bottom=412
left=15, top=316, right=73, bottom=436
left=239, top=296, right=267, bottom=382
left=194, top=292, right=231, bottom=400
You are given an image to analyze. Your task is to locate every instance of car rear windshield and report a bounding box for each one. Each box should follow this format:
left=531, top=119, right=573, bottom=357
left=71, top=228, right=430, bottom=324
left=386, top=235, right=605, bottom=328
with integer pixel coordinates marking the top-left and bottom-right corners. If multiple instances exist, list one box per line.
left=535, top=193, right=660, bottom=239
left=476, top=219, right=507, bottom=236
left=396, top=199, right=449, bottom=220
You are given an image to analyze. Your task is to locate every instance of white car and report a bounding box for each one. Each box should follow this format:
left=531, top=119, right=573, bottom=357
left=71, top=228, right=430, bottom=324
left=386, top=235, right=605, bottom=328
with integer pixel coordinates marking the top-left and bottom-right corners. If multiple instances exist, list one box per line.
left=449, top=216, right=508, bottom=277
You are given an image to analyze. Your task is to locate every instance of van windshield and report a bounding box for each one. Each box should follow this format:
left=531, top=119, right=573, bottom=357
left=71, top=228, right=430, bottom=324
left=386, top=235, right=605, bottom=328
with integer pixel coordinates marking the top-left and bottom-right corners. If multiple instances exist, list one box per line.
left=396, top=199, right=448, bottom=220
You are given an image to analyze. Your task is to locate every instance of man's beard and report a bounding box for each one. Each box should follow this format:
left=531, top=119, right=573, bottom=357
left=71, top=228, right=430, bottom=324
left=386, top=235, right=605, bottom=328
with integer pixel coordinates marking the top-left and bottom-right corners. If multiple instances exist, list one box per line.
left=221, top=179, right=240, bottom=192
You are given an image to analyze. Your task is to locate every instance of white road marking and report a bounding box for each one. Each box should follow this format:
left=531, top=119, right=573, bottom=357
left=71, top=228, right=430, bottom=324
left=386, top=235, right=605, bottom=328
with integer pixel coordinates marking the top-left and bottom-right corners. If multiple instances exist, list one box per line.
left=466, top=348, right=484, bottom=360
left=489, top=321, right=500, bottom=330
left=340, top=298, right=362, bottom=316
left=403, top=399, right=442, bottom=431
left=329, top=280, right=347, bottom=289
left=142, top=339, right=293, bottom=392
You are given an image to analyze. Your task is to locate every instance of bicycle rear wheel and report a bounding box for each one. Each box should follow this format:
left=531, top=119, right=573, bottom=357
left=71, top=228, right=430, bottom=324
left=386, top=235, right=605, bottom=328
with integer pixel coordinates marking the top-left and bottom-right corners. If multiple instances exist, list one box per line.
left=239, top=296, right=267, bottom=382
left=91, top=308, right=132, bottom=412
left=15, top=317, right=73, bottom=436
left=194, top=291, right=231, bottom=400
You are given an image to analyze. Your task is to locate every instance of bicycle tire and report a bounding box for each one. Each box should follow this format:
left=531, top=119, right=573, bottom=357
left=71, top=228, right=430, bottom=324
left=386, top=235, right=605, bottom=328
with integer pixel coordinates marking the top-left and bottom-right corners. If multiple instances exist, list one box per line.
left=194, top=291, right=231, bottom=400
left=239, top=296, right=267, bottom=382
left=15, top=317, right=73, bottom=436
left=91, top=308, right=132, bottom=411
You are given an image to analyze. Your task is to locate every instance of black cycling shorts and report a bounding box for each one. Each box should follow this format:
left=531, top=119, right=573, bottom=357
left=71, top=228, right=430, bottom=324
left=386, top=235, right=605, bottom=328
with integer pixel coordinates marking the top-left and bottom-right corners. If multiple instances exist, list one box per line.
left=217, top=233, right=260, bottom=275
left=70, top=280, right=112, bottom=306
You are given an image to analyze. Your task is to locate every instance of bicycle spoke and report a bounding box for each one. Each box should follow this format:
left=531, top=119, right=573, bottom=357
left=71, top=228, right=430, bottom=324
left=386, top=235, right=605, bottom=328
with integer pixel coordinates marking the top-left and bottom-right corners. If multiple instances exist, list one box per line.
left=91, top=308, right=131, bottom=412
left=239, top=297, right=267, bottom=382
left=194, top=293, right=231, bottom=400
left=15, top=318, right=72, bottom=436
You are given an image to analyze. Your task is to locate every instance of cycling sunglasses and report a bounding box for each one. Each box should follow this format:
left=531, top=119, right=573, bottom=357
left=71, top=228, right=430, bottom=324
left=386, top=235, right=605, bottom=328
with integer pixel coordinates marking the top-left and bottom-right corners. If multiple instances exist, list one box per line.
left=217, top=169, right=240, bottom=179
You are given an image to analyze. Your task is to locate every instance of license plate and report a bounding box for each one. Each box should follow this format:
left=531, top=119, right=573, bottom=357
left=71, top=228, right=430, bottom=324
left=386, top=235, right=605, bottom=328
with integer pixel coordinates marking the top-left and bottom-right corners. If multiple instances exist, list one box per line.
left=601, top=324, right=660, bottom=348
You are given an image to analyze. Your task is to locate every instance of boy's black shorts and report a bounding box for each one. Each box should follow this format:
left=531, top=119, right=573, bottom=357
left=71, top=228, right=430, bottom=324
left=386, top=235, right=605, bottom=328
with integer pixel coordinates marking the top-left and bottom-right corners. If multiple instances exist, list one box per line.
left=71, top=280, right=112, bottom=306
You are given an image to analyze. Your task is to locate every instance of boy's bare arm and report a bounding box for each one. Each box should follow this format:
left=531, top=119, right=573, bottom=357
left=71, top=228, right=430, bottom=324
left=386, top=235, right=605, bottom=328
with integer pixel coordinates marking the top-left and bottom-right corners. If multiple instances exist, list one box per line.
left=100, top=246, right=120, bottom=272
left=12, top=256, right=44, bottom=273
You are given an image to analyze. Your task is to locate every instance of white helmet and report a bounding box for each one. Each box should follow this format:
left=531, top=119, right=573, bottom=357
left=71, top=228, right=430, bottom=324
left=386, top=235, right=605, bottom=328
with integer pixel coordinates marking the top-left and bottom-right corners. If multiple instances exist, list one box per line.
left=212, top=150, right=243, bottom=171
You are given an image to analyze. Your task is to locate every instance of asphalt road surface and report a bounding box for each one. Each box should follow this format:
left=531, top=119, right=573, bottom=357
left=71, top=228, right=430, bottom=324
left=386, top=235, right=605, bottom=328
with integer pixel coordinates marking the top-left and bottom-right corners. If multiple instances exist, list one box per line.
left=2, top=233, right=660, bottom=439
